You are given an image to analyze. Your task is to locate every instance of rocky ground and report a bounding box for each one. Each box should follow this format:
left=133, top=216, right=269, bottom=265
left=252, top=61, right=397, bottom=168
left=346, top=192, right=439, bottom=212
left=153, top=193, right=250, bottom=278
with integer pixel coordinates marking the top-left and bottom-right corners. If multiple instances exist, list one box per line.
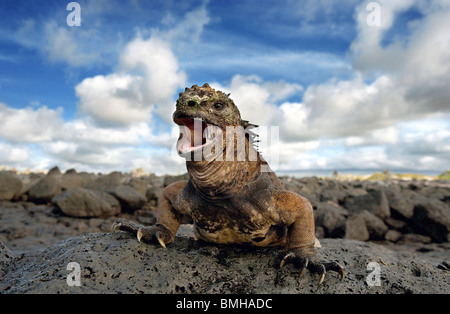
left=0, top=167, right=449, bottom=294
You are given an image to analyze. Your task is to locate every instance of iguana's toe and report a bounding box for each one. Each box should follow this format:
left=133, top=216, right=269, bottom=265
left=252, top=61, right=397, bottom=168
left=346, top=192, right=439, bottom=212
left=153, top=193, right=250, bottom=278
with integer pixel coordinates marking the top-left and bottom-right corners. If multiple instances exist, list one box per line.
left=280, top=248, right=344, bottom=285
left=135, top=226, right=161, bottom=244
left=112, top=218, right=141, bottom=234
left=111, top=218, right=170, bottom=248
left=324, top=261, right=345, bottom=280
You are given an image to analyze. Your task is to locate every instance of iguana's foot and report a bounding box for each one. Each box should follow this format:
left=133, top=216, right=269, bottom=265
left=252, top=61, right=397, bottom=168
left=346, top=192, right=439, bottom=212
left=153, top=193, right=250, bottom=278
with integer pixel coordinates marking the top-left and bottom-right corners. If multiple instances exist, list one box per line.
left=112, top=218, right=171, bottom=248
left=280, top=247, right=344, bottom=285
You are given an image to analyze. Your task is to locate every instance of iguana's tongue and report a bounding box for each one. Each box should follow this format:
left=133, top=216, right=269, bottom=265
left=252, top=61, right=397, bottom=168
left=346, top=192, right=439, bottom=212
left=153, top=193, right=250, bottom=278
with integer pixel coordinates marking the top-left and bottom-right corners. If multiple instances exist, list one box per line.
left=177, top=119, right=206, bottom=154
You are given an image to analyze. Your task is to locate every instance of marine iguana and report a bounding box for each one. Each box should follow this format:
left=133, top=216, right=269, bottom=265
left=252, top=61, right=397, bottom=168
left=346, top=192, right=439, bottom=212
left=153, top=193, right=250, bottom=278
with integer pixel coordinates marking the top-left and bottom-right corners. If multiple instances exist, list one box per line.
left=112, top=83, right=344, bottom=284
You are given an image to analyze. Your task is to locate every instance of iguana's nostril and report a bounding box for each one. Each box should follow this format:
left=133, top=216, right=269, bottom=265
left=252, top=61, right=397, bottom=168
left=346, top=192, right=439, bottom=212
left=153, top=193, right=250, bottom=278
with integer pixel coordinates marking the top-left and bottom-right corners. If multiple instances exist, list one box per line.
left=188, top=100, right=196, bottom=107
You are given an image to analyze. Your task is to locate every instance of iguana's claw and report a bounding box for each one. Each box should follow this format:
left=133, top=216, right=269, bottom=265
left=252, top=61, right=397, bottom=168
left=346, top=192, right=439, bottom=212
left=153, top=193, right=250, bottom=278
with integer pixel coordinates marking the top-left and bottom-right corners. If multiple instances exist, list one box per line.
left=156, top=232, right=167, bottom=249
left=280, top=252, right=309, bottom=279
left=298, top=257, right=309, bottom=278
left=340, top=268, right=345, bottom=280
left=279, top=252, right=295, bottom=268
left=317, top=265, right=326, bottom=285
left=112, top=221, right=121, bottom=232
left=137, top=228, right=143, bottom=242
left=280, top=249, right=344, bottom=285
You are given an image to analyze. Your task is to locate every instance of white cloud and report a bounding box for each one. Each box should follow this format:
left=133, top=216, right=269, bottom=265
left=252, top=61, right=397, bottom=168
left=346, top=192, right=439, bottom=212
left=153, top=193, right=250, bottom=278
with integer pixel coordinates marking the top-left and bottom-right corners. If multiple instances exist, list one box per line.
left=212, top=75, right=302, bottom=126
left=76, top=73, right=150, bottom=126
left=75, top=33, right=187, bottom=127
left=13, top=18, right=108, bottom=68
left=277, top=115, right=450, bottom=173
left=40, top=140, right=184, bottom=175
left=0, top=99, right=180, bottom=172
left=0, top=103, right=63, bottom=142
left=352, top=0, right=450, bottom=113
left=120, top=36, right=187, bottom=123
left=154, top=4, right=211, bottom=43
left=274, top=1, right=450, bottom=144
left=277, top=140, right=320, bottom=165
left=212, top=76, right=274, bottom=126
left=43, top=21, right=101, bottom=67
left=393, top=117, right=450, bottom=158
left=285, top=75, right=408, bottom=140
left=119, top=37, right=186, bottom=104
left=345, top=126, right=400, bottom=146
left=278, top=102, right=310, bottom=141
left=0, top=142, right=29, bottom=165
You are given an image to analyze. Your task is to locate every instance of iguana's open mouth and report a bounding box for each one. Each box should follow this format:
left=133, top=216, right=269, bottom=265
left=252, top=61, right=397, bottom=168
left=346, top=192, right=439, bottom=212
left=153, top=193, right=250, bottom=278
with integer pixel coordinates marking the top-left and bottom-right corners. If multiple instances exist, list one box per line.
left=174, top=117, right=221, bottom=155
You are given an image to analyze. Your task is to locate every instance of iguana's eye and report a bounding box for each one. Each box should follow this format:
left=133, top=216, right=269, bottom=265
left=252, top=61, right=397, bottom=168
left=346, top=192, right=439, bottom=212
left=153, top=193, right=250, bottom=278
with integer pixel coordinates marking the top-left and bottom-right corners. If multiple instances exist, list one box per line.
left=214, top=103, right=225, bottom=111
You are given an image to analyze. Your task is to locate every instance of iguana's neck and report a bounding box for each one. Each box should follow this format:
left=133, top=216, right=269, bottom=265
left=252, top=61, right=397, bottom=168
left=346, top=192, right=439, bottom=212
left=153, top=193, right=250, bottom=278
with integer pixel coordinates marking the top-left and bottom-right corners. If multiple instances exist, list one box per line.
left=186, top=139, right=262, bottom=199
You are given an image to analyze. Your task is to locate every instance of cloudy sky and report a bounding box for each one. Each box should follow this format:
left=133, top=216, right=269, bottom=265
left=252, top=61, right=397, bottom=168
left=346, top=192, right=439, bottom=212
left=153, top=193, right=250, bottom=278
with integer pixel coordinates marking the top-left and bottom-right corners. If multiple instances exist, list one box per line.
left=0, top=0, right=449, bottom=175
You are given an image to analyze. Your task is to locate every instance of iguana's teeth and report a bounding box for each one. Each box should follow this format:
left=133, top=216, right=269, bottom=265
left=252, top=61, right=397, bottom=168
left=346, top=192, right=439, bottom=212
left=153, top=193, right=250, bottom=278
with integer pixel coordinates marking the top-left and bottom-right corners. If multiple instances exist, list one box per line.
left=205, top=125, right=213, bottom=141
left=205, top=126, right=210, bottom=141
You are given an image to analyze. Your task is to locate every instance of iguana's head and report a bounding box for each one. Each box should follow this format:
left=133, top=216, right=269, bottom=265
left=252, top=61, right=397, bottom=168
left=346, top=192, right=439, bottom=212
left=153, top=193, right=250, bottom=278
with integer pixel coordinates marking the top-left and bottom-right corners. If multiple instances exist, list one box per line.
left=173, top=83, right=243, bottom=157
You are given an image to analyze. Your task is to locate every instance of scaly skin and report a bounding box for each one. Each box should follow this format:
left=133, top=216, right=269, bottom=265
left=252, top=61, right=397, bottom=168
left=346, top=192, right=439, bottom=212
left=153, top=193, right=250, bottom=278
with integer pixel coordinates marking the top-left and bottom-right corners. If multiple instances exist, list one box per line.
left=113, top=83, right=344, bottom=284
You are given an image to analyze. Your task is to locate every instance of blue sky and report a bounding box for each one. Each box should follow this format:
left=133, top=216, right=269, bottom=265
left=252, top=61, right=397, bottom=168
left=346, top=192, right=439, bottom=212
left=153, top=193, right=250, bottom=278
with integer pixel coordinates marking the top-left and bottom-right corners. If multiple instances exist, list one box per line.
left=0, top=0, right=449, bottom=175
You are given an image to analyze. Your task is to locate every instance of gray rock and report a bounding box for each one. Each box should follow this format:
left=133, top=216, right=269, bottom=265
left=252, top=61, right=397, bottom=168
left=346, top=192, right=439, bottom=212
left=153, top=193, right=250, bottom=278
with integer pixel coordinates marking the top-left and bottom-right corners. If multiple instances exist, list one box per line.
left=108, top=185, right=146, bottom=212
left=314, top=202, right=348, bottom=238
left=315, top=226, right=326, bottom=238
left=320, top=189, right=347, bottom=204
left=86, top=171, right=124, bottom=192
left=146, top=185, right=163, bottom=207
left=344, top=187, right=368, bottom=198
left=0, top=241, right=12, bottom=280
left=402, top=233, right=432, bottom=244
left=0, top=202, right=116, bottom=252
left=28, top=175, right=61, bottom=204
left=47, top=166, right=62, bottom=176
left=384, top=217, right=407, bottom=230
left=344, top=189, right=390, bottom=219
left=387, top=189, right=418, bottom=220
left=61, top=173, right=88, bottom=191
left=0, top=172, right=22, bottom=201
left=15, top=176, right=42, bottom=202
left=0, top=234, right=448, bottom=294
left=52, top=188, right=121, bottom=218
left=126, top=178, right=148, bottom=198
left=385, top=230, right=402, bottom=242
left=412, top=199, right=450, bottom=243
left=345, top=215, right=369, bottom=241
left=358, top=210, right=389, bottom=240
left=136, top=210, right=157, bottom=225
left=419, top=185, right=450, bottom=203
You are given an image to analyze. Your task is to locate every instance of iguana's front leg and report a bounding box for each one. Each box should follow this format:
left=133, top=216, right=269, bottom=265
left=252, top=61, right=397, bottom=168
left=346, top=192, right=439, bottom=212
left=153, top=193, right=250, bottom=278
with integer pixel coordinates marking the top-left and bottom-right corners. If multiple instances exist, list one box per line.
left=273, top=190, right=344, bottom=284
left=112, top=181, right=187, bottom=247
